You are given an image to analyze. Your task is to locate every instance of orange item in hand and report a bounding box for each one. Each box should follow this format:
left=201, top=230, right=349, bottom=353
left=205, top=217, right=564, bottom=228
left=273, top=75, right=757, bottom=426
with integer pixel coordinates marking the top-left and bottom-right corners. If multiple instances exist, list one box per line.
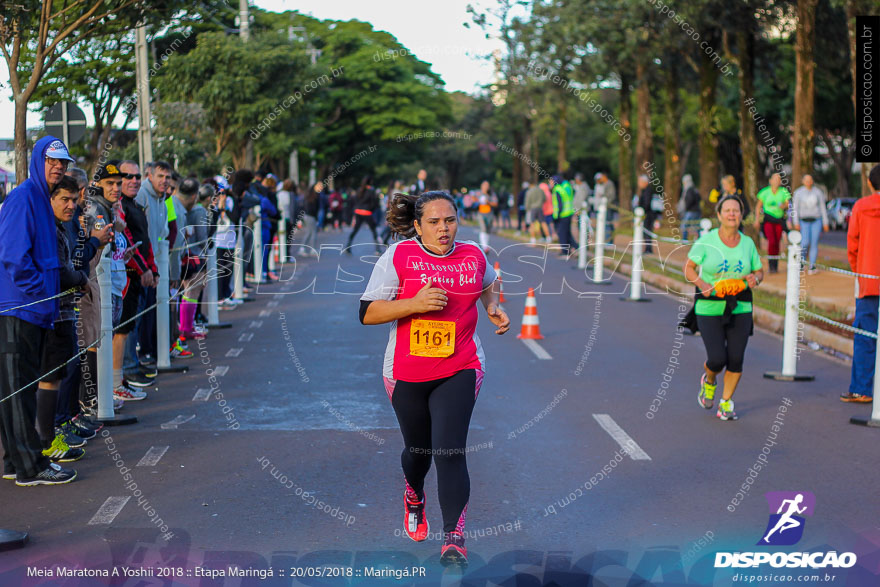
left=713, top=278, right=747, bottom=297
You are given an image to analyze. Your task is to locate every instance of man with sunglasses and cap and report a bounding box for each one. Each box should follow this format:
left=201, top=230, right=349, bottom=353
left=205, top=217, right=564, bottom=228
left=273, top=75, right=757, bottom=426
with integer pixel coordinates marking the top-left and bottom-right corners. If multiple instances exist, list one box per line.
left=0, top=136, right=79, bottom=485
left=118, top=161, right=158, bottom=388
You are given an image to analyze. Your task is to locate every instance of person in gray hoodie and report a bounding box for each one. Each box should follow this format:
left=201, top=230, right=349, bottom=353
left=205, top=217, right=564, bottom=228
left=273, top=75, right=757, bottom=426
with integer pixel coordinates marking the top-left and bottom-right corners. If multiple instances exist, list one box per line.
left=134, top=161, right=172, bottom=363
left=792, top=174, right=829, bottom=274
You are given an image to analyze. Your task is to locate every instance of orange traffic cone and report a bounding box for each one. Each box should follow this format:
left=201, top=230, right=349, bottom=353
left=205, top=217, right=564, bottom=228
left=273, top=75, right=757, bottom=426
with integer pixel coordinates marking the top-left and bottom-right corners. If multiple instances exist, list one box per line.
left=494, top=262, right=506, bottom=303
left=517, top=287, right=544, bottom=339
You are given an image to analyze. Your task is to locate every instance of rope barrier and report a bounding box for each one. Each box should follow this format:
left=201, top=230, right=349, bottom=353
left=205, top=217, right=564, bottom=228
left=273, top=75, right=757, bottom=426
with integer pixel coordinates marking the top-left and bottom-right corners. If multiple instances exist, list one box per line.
left=641, top=227, right=693, bottom=246
left=799, top=308, right=877, bottom=340
left=169, top=237, right=211, bottom=253
left=0, top=288, right=77, bottom=315
left=0, top=273, right=196, bottom=406
left=814, top=263, right=880, bottom=280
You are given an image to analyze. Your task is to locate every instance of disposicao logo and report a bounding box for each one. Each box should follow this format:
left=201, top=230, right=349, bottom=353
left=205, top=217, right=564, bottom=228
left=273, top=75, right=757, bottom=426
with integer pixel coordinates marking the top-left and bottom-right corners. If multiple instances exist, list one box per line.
left=714, top=491, right=857, bottom=569
left=759, top=491, right=814, bottom=546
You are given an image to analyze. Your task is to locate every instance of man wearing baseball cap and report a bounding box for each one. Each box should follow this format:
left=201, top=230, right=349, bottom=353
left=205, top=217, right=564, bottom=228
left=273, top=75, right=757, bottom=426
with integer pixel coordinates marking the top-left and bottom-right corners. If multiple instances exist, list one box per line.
left=0, top=135, right=78, bottom=485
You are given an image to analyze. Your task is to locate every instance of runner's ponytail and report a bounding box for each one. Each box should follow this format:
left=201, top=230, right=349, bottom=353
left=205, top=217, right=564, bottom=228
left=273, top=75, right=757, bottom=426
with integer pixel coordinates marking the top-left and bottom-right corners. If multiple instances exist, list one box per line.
left=386, top=191, right=456, bottom=240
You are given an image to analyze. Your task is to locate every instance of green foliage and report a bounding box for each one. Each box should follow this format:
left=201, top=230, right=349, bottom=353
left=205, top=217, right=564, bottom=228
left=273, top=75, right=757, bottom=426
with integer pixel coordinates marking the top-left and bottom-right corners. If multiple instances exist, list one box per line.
left=156, top=30, right=311, bottom=159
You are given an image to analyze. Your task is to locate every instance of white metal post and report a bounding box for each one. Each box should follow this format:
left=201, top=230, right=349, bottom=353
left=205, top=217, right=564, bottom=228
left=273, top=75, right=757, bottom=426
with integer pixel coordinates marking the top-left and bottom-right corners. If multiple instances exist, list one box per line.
left=592, top=197, right=609, bottom=284
left=156, top=240, right=187, bottom=373
left=700, top=218, right=712, bottom=238
left=96, top=247, right=137, bottom=424
left=205, top=243, right=232, bottom=328
left=233, top=224, right=245, bottom=300
left=278, top=217, right=288, bottom=264
left=578, top=205, right=588, bottom=270
left=96, top=250, right=114, bottom=420
left=764, top=231, right=813, bottom=381
left=624, top=207, right=650, bottom=302
left=253, top=205, right=263, bottom=284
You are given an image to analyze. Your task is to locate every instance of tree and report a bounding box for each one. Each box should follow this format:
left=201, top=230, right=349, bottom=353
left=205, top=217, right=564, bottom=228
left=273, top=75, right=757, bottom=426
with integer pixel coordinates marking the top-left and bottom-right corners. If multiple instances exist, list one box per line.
left=0, top=0, right=198, bottom=180
left=469, top=0, right=543, bottom=191
left=791, top=0, right=818, bottom=188
left=843, top=0, right=880, bottom=196
left=157, top=31, right=311, bottom=168
left=30, top=33, right=136, bottom=171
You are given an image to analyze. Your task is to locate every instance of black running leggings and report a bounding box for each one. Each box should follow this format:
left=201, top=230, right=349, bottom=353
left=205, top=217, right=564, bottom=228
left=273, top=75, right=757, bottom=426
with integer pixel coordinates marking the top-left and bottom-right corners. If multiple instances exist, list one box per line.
left=390, top=369, right=479, bottom=534
left=696, top=312, right=752, bottom=373
left=346, top=215, right=379, bottom=247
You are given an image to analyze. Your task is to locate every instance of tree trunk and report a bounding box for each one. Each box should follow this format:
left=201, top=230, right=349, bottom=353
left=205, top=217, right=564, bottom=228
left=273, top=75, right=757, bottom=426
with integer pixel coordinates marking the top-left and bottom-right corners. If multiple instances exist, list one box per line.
left=529, top=116, right=539, bottom=184
left=14, top=98, right=30, bottom=182
left=846, top=0, right=876, bottom=196
left=618, top=73, right=634, bottom=210
left=512, top=127, right=524, bottom=195
left=663, top=67, right=681, bottom=219
left=792, top=0, right=818, bottom=190
left=557, top=95, right=568, bottom=174
left=697, top=47, right=720, bottom=204
left=635, top=59, right=653, bottom=176
left=737, top=28, right=760, bottom=210
left=820, top=132, right=854, bottom=198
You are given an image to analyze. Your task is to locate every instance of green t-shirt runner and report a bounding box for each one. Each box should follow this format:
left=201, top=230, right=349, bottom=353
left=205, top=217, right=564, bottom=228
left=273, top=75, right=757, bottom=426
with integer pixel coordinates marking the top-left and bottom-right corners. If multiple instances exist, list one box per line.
left=687, top=229, right=762, bottom=316
left=756, top=186, right=791, bottom=220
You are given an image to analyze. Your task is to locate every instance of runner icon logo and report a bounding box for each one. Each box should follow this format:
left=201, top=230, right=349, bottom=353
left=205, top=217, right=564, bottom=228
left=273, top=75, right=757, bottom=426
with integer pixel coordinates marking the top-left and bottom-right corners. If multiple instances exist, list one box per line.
left=758, top=491, right=815, bottom=546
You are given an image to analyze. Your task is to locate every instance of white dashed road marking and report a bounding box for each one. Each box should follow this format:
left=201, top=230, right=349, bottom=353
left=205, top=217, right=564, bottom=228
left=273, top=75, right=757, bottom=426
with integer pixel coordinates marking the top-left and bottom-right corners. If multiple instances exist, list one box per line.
left=137, top=446, right=169, bottom=467
left=192, top=388, right=212, bottom=401
left=88, top=496, right=130, bottom=525
left=521, top=339, right=552, bottom=360
left=592, top=414, right=652, bottom=460
left=160, top=415, right=196, bottom=430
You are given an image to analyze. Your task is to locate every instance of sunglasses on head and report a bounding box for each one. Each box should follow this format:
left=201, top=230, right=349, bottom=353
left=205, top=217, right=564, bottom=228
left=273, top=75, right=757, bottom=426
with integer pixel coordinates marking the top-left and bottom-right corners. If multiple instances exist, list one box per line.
left=123, top=173, right=142, bottom=180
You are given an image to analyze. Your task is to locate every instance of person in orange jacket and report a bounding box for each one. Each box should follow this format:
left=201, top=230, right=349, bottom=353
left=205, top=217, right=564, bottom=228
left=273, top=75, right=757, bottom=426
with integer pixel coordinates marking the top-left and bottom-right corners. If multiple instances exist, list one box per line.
left=842, top=164, right=880, bottom=403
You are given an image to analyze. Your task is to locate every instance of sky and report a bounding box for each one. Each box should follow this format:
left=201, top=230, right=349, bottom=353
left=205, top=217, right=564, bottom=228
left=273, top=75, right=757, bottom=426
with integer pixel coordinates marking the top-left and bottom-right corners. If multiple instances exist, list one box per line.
left=0, top=0, right=502, bottom=139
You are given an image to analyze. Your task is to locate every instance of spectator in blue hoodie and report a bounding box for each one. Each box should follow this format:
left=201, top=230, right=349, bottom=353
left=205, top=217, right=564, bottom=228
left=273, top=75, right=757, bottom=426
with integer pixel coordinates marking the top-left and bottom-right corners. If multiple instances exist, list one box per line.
left=259, top=189, right=279, bottom=281
left=0, top=136, right=77, bottom=486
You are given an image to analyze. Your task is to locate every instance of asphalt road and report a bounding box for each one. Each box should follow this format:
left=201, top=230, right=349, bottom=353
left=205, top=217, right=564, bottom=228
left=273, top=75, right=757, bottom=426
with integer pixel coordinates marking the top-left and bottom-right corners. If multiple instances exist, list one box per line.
left=1, top=225, right=878, bottom=587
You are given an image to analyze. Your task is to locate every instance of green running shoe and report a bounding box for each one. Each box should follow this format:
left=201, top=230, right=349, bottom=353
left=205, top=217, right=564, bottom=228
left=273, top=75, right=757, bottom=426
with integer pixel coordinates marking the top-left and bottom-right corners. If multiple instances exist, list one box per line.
left=717, top=399, right=738, bottom=421
left=698, top=374, right=716, bottom=409
left=42, top=434, right=85, bottom=462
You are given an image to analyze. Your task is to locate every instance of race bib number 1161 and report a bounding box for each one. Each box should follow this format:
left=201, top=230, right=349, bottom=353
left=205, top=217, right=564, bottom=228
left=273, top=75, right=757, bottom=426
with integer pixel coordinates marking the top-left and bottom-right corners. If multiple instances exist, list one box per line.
left=410, top=319, right=455, bottom=358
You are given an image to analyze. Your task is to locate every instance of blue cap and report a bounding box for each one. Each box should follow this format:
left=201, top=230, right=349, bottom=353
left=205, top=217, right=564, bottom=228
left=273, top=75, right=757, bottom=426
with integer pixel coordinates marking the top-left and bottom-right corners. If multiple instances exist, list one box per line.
left=551, top=174, right=563, bottom=183
left=44, top=139, right=75, bottom=163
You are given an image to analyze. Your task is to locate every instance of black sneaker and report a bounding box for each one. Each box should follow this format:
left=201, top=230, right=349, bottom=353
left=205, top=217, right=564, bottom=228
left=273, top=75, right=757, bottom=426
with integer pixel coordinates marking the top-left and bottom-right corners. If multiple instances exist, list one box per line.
left=140, top=365, right=157, bottom=379
left=125, top=371, right=155, bottom=388
left=72, top=413, right=103, bottom=433
left=16, top=462, right=77, bottom=486
left=3, top=465, right=15, bottom=480
left=140, top=355, right=157, bottom=368
left=61, top=419, right=96, bottom=440
left=56, top=426, right=86, bottom=448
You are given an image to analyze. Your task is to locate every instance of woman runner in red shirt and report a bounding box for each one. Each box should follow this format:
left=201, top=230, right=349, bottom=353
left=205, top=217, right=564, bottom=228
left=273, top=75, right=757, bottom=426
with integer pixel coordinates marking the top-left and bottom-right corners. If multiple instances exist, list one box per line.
left=359, top=191, right=510, bottom=566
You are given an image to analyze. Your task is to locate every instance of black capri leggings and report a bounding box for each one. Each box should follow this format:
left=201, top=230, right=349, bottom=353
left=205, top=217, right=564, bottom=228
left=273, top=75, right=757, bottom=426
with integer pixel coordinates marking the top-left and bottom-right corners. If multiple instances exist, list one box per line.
left=696, top=313, right=753, bottom=373
left=346, top=214, right=379, bottom=247
left=390, top=369, right=481, bottom=534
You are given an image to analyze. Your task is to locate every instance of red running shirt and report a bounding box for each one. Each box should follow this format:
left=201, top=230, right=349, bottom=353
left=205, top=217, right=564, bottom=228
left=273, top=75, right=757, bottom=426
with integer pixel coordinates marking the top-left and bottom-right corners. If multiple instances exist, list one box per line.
left=361, top=238, right=496, bottom=382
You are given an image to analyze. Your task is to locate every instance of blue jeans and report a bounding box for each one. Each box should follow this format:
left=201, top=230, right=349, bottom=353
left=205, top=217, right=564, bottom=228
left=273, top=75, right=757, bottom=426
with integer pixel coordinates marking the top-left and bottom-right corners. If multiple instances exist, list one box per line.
left=123, top=286, right=147, bottom=375
left=850, top=296, right=878, bottom=398
left=800, top=219, right=822, bottom=268
left=681, top=211, right=701, bottom=242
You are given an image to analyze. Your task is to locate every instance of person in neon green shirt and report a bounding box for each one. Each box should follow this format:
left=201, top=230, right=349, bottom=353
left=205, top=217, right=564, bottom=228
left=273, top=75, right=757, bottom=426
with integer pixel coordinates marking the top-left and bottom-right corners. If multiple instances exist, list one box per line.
left=753, top=173, right=790, bottom=273
left=685, top=196, right=764, bottom=421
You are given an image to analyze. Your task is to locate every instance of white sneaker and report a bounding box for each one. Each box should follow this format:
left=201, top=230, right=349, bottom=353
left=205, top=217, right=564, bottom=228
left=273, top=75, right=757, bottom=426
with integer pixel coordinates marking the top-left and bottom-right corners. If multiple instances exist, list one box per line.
left=114, top=385, right=147, bottom=401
